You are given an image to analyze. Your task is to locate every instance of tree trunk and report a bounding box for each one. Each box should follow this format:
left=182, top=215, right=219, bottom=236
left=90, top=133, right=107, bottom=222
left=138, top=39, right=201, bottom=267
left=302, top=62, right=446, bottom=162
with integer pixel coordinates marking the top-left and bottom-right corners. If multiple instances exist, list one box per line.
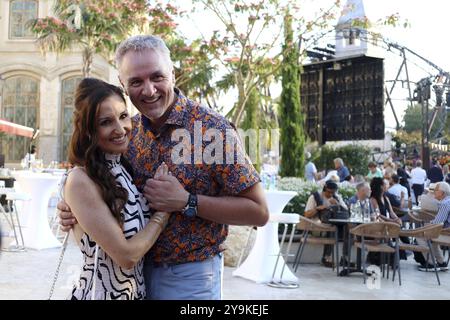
left=82, top=48, right=94, bottom=78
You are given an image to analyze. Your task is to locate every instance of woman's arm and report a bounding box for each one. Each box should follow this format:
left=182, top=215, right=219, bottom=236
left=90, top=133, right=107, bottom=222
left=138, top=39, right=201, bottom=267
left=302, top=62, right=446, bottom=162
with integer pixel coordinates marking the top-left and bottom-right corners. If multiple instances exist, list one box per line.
left=385, top=197, right=402, bottom=225
left=65, top=169, right=168, bottom=270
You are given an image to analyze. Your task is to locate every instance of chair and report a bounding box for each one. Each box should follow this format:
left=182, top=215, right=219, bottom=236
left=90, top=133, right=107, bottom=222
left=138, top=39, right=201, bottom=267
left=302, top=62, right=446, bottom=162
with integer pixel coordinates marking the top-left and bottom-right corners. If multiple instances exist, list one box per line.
left=292, top=216, right=340, bottom=276
left=0, top=190, right=30, bottom=252
left=432, top=228, right=450, bottom=266
left=350, top=222, right=401, bottom=285
left=407, top=210, right=435, bottom=228
left=399, top=224, right=443, bottom=285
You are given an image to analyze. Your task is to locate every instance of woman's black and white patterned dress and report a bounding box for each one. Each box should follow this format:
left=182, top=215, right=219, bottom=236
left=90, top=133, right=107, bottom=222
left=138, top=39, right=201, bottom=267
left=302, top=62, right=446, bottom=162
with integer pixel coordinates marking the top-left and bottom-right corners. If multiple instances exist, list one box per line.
left=63, top=153, right=150, bottom=300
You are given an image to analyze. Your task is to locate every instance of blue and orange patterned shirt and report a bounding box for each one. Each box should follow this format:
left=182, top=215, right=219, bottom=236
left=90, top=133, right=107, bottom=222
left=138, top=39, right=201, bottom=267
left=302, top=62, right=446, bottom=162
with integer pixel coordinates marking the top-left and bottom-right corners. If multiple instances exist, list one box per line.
left=125, top=89, right=260, bottom=264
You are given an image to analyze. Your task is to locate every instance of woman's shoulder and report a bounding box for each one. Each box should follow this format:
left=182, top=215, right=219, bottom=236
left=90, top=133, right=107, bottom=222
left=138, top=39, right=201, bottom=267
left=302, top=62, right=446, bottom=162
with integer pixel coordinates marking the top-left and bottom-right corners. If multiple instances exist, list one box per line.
left=65, top=167, right=96, bottom=192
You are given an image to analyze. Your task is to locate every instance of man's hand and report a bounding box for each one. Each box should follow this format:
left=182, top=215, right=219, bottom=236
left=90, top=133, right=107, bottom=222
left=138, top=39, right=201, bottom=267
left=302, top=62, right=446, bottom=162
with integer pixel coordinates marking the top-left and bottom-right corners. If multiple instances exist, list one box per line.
left=57, top=200, right=77, bottom=232
left=329, top=198, right=338, bottom=205
left=143, top=163, right=189, bottom=212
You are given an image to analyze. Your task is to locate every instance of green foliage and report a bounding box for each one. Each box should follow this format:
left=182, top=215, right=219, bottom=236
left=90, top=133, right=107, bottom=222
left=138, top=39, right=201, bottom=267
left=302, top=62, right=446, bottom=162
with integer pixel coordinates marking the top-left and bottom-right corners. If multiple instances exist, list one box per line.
left=148, top=4, right=216, bottom=103
left=315, top=144, right=371, bottom=176
left=279, top=13, right=305, bottom=178
left=277, top=177, right=356, bottom=215
left=402, top=104, right=423, bottom=133
left=241, top=88, right=261, bottom=171
left=278, top=178, right=320, bottom=215
left=28, top=0, right=149, bottom=77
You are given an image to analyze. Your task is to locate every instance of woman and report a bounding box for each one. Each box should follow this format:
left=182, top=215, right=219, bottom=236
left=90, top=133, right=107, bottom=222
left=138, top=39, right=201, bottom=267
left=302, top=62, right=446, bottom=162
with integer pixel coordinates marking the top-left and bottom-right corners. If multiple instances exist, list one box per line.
left=63, top=78, right=170, bottom=299
left=369, top=177, right=402, bottom=225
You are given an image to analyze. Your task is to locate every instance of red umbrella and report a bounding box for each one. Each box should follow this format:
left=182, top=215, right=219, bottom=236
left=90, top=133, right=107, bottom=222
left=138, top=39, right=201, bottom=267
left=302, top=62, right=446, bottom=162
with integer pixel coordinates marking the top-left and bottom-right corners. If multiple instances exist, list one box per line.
left=0, top=118, right=34, bottom=138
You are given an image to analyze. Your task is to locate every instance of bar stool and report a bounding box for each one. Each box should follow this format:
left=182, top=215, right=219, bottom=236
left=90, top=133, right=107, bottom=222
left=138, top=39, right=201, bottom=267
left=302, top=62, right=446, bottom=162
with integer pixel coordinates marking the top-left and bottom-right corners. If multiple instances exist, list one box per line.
left=267, top=213, right=300, bottom=289
left=1, top=190, right=30, bottom=252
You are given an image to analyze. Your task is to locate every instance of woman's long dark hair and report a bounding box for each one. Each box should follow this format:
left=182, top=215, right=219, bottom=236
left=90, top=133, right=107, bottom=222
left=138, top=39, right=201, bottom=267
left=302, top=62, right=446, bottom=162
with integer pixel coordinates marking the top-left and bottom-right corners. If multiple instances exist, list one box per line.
left=68, top=78, right=131, bottom=226
left=370, top=177, right=387, bottom=210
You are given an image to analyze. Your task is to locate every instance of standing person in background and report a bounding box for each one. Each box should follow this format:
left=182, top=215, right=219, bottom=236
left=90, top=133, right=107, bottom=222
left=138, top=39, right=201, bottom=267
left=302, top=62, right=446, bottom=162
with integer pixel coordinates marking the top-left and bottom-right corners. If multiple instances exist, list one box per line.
left=411, top=160, right=428, bottom=205
left=334, top=158, right=350, bottom=183
left=304, top=152, right=318, bottom=182
left=428, top=159, right=444, bottom=183
left=22, top=145, right=37, bottom=168
left=396, top=162, right=411, bottom=198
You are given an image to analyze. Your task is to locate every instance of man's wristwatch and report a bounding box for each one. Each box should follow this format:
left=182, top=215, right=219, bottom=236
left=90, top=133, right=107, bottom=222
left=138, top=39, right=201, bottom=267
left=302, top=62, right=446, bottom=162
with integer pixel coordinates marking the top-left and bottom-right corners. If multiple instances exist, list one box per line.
left=181, top=193, right=198, bottom=218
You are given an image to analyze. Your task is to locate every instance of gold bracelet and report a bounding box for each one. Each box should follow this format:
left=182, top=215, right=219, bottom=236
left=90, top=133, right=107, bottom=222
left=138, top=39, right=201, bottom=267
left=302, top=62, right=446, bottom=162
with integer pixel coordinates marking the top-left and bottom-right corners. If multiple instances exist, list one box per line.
left=150, top=213, right=168, bottom=230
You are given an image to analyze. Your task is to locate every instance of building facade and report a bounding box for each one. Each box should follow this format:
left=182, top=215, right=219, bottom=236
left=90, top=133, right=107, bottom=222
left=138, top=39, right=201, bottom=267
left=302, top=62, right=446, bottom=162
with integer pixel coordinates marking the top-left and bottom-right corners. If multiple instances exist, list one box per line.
left=0, top=0, right=117, bottom=165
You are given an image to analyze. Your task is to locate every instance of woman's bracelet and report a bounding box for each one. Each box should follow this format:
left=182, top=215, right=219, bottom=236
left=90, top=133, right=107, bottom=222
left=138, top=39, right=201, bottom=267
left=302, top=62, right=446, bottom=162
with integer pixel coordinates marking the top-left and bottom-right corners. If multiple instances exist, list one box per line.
left=150, top=213, right=168, bottom=230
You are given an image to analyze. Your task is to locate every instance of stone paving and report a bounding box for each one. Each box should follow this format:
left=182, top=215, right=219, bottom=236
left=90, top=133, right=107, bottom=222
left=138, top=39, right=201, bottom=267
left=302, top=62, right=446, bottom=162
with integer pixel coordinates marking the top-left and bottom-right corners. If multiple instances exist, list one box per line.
left=1, top=232, right=449, bottom=300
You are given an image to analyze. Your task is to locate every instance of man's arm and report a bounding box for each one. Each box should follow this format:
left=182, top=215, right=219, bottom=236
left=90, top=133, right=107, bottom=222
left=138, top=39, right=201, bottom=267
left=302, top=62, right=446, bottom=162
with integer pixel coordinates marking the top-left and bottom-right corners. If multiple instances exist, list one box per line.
left=143, top=175, right=269, bottom=226
left=431, top=201, right=450, bottom=224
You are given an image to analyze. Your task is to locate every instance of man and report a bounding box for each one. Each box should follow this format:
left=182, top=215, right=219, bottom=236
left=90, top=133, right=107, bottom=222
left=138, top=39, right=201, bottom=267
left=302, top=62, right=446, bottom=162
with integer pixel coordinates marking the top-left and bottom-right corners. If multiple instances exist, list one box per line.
left=348, top=181, right=371, bottom=207
left=304, top=180, right=348, bottom=267
left=334, top=158, right=350, bottom=183
left=417, top=182, right=450, bottom=271
left=304, top=152, right=318, bottom=182
left=428, top=159, right=444, bottom=183
left=58, top=35, right=269, bottom=300
left=411, top=160, right=427, bottom=205
left=386, top=174, right=408, bottom=209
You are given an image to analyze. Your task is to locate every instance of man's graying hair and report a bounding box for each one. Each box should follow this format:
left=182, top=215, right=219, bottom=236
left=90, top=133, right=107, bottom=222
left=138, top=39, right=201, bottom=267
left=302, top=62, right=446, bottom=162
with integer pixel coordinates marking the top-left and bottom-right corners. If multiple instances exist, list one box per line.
left=115, top=35, right=173, bottom=69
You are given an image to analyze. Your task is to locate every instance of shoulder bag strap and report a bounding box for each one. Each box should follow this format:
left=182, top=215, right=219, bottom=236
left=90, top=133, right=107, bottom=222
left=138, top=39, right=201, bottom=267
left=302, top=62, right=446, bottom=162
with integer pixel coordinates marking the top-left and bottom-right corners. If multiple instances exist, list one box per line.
left=47, top=233, right=70, bottom=300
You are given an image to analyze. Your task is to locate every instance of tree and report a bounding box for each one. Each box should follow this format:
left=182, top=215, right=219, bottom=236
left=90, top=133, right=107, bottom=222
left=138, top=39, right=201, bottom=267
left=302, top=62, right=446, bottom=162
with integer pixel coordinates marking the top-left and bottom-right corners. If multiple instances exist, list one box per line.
left=402, top=104, right=423, bottom=133
left=191, top=0, right=342, bottom=127
left=28, top=0, right=149, bottom=77
left=279, top=13, right=305, bottom=178
left=147, top=3, right=218, bottom=110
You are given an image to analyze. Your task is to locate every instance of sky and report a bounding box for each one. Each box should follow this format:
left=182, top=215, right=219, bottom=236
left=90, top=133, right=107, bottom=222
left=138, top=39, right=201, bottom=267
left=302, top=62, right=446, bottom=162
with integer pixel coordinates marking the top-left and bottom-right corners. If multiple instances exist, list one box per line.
left=170, top=0, right=450, bottom=131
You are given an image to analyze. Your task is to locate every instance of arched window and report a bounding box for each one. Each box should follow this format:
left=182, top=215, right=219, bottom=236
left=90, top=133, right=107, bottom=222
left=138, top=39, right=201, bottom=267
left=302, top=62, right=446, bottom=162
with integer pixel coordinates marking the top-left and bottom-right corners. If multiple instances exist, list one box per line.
left=60, top=76, right=82, bottom=161
left=9, top=0, right=38, bottom=39
left=1, top=76, right=40, bottom=161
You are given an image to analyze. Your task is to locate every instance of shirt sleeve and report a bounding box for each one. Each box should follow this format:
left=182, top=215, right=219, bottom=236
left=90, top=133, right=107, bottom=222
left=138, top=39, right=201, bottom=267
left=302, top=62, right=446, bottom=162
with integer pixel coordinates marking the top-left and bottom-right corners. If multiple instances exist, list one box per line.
left=213, top=123, right=260, bottom=195
left=304, top=195, right=317, bottom=212
left=431, top=201, right=450, bottom=224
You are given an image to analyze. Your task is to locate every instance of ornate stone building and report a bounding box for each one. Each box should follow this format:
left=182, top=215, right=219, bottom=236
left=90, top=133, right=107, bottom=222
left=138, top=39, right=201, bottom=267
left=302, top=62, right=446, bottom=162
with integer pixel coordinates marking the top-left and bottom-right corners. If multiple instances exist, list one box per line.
left=0, top=0, right=117, bottom=165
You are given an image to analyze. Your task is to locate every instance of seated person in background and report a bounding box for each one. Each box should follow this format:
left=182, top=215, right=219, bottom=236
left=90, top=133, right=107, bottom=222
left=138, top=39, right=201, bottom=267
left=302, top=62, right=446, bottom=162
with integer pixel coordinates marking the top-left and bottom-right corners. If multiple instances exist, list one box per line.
left=367, top=178, right=404, bottom=265
left=348, top=182, right=371, bottom=207
left=387, top=174, right=409, bottom=209
left=366, top=161, right=383, bottom=180
left=304, top=180, right=348, bottom=268
left=383, top=159, right=396, bottom=179
left=369, top=178, right=402, bottom=225
left=340, top=175, right=353, bottom=188
left=416, top=182, right=450, bottom=271
left=418, top=184, right=439, bottom=213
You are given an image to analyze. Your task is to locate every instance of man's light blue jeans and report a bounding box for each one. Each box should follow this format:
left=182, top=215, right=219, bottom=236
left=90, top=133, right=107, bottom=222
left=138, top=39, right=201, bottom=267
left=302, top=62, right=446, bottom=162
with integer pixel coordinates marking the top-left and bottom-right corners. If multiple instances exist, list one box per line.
left=144, top=253, right=223, bottom=300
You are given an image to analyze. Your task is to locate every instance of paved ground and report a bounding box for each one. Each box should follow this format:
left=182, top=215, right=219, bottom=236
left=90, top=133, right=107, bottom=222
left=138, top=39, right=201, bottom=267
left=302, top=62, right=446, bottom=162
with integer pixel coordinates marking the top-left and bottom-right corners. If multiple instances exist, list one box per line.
left=1, top=230, right=449, bottom=300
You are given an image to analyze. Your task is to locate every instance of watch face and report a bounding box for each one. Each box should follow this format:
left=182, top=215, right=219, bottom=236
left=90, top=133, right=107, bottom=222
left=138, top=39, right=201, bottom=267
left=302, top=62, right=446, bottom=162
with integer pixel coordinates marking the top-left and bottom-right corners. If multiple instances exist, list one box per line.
left=184, top=207, right=197, bottom=218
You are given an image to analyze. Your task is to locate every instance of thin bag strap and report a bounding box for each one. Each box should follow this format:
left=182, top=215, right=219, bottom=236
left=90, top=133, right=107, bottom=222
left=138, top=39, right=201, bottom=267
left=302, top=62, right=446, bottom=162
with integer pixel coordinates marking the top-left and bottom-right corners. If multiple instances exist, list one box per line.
left=48, top=233, right=70, bottom=300
left=91, top=244, right=99, bottom=300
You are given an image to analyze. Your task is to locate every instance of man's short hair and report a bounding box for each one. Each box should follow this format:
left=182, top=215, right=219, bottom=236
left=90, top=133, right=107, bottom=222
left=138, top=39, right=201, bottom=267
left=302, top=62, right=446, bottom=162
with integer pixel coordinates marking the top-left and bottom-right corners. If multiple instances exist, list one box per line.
left=324, top=180, right=338, bottom=191
left=391, top=174, right=400, bottom=184
left=115, top=35, right=173, bottom=69
left=436, top=182, right=450, bottom=196
left=356, top=182, right=369, bottom=191
left=416, top=160, right=422, bottom=167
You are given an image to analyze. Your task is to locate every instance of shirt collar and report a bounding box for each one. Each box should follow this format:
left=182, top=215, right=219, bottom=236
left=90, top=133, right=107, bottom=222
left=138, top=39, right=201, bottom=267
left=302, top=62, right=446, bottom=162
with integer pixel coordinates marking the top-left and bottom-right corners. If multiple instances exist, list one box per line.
left=140, top=88, right=190, bottom=132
